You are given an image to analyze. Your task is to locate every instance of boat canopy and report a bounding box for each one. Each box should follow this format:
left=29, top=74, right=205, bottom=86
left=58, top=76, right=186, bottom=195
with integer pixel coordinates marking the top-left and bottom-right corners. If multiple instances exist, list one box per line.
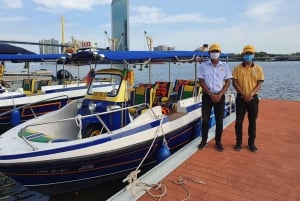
left=0, top=54, right=68, bottom=62
left=0, top=50, right=232, bottom=63
left=95, top=50, right=231, bottom=61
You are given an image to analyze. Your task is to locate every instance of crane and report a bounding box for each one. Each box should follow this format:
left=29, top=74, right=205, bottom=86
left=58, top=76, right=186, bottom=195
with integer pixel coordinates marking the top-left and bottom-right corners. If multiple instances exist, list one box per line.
left=104, top=31, right=124, bottom=51
left=144, top=31, right=153, bottom=51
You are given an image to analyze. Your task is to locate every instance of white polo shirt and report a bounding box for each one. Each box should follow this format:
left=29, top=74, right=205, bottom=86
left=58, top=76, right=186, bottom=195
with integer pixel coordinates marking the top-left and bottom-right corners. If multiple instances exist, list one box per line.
left=197, top=60, right=232, bottom=94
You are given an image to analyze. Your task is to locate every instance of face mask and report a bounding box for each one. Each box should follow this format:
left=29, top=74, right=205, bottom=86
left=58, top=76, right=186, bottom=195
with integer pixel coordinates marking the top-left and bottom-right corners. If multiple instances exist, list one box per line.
left=243, top=54, right=254, bottom=62
left=210, top=52, right=220, bottom=60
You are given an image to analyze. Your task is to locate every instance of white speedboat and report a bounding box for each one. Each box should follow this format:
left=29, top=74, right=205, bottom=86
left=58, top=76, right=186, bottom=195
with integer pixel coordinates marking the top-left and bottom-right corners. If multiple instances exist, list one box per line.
left=0, top=50, right=235, bottom=195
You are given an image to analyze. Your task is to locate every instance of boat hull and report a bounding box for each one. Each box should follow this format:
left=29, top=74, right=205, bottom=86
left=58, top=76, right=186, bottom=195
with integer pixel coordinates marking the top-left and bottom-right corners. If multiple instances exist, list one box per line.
left=0, top=118, right=201, bottom=195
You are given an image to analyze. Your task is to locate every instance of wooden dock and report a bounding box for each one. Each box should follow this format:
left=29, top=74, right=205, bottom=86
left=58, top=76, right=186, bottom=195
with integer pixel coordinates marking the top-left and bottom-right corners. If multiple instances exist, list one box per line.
left=109, top=99, right=300, bottom=201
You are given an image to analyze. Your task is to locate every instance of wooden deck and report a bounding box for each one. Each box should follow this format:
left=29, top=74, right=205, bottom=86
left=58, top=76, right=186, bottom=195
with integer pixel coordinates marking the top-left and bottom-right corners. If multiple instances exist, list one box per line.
left=136, top=99, right=300, bottom=201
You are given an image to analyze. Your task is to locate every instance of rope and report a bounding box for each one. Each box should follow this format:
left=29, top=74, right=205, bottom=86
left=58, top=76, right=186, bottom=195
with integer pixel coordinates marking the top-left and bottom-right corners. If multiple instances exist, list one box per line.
left=167, top=176, right=206, bottom=201
left=75, top=114, right=82, bottom=139
left=137, top=176, right=206, bottom=201
left=123, top=115, right=165, bottom=197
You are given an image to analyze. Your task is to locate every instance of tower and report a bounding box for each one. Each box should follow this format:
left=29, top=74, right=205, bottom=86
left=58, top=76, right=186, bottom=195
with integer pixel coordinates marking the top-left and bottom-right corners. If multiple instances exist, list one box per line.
left=111, top=0, right=129, bottom=51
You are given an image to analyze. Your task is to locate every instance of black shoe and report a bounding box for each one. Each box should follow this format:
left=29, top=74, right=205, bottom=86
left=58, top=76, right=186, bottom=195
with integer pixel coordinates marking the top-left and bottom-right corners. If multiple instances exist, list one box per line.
left=198, top=142, right=207, bottom=150
left=235, top=143, right=242, bottom=151
left=248, top=144, right=258, bottom=152
left=215, top=143, right=224, bottom=152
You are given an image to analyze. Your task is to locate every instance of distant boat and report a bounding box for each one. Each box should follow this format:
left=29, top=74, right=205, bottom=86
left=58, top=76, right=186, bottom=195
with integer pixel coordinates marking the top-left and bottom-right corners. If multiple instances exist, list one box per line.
left=3, top=68, right=54, bottom=82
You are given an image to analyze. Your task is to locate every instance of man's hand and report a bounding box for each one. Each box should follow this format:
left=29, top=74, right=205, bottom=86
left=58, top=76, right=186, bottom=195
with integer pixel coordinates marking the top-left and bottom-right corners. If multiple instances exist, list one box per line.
left=210, top=94, right=222, bottom=103
left=242, top=94, right=253, bottom=102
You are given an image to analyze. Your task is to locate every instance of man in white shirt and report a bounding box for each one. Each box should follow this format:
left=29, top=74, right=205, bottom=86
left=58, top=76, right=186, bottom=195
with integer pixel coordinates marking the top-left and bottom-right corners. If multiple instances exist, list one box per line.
left=197, top=43, right=232, bottom=152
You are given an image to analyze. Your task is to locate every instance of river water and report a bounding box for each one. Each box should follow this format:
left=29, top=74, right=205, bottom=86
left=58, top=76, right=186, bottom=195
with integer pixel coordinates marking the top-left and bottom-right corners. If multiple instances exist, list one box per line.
left=0, top=61, right=299, bottom=201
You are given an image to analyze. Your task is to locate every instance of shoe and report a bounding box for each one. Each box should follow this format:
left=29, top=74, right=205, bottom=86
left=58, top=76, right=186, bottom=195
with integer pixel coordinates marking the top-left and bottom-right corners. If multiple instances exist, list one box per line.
left=235, top=143, right=242, bottom=151
left=248, top=144, right=258, bottom=152
left=198, top=142, right=207, bottom=150
left=215, top=143, right=224, bottom=152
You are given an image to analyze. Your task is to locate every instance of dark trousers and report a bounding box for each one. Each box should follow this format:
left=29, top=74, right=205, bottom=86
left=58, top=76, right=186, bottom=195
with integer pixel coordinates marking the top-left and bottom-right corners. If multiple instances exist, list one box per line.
left=201, top=93, right=225, bottom=144
left=235, top=94, right=259, bottom=145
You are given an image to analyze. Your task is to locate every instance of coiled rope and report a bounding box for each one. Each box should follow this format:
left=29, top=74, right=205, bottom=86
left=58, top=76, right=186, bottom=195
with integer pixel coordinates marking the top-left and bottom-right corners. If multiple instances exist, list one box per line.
left=123, top=115, right=166, bottom=197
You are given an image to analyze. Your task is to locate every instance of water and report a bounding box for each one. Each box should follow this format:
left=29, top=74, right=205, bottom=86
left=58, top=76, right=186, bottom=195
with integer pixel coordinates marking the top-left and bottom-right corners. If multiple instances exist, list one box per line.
left=1, top=61, right=299, bottom=201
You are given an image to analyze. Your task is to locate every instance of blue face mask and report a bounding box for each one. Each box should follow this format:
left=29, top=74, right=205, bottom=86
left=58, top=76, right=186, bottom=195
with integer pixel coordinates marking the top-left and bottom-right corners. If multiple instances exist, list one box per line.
left=243, top=54, right=254, bottom=62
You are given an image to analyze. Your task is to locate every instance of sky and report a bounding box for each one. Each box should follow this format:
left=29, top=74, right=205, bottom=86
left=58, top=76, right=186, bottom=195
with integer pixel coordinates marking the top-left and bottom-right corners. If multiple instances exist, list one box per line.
left=0, top=0, right=299, bottom=54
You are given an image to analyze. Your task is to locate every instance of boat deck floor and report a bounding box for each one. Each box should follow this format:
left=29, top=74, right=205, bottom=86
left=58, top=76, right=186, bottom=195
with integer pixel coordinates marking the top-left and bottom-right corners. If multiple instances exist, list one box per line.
left=168, top=111, right=186, bottom=121
left=135, top=99, right=300, bottom=201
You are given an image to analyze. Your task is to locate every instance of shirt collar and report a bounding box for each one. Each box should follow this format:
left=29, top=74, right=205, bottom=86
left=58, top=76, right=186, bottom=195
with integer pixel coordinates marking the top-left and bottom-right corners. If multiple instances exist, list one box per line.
left=242, top=62, right=255, bottom=67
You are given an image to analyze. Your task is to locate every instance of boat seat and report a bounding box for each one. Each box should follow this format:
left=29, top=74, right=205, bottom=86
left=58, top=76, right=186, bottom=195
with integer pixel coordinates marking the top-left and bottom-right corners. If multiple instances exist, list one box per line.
left=19, top=129, right=70, bottom=143
left=129, top=86, right=153, bottom=116
left=176, top=85, right=202, bottom=100
left=173, top=79, right=200, bottom=92
left=37, top=80, right=52, bottom=93
left=154, top=81, right=172, bottom=104
left=22, top=78, right=36, bottom=95
left=138, top=83, right=157, bottom=105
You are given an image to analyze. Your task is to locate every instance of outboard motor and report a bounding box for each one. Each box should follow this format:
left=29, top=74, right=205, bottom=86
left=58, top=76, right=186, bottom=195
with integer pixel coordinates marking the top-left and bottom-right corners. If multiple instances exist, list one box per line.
left=56, top=69, right=73, bottom=84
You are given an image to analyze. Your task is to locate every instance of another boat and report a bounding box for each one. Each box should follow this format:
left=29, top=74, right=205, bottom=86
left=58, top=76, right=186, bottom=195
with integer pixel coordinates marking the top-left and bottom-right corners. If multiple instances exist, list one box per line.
left=0, top=50, right=235, bottom=195
left=2, top=68, right=54, bottom=82
left=0, top=53, right=106, bottom=132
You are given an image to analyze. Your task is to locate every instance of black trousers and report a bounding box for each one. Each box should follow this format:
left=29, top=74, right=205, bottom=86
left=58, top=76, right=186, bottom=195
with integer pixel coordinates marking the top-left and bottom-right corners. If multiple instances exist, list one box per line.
left=201, top=93, right=225, bottom=144
left=235, top=94, right=259, bottom=145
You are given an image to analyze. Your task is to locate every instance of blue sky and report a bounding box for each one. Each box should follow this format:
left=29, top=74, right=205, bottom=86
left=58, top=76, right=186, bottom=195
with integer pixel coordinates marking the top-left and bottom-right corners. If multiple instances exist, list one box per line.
left=0, top=0, right=299, bottom=54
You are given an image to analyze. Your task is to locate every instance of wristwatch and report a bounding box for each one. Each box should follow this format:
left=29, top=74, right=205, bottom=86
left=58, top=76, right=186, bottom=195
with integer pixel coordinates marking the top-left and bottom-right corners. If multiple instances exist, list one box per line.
left=208, top=92, right=213, bottom=96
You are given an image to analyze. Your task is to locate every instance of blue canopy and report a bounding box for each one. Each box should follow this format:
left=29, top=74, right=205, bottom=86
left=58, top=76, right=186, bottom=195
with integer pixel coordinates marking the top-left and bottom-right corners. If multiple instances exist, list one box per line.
left=94, top=50, right=231, bottom=61
left=0, top=54, right=67, bottom=62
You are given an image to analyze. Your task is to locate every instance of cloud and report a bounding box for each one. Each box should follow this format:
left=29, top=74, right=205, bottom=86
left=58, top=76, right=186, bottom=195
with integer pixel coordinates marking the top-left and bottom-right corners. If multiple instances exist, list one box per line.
left=245, top=1, right=282, bottom=22
left=0, top=16, right=26, bottom=22
left=31, top=0, right=111, bottom=11
left=1, top=0, right=22, bottom=8
left=131, top=6, right=225, bottom=25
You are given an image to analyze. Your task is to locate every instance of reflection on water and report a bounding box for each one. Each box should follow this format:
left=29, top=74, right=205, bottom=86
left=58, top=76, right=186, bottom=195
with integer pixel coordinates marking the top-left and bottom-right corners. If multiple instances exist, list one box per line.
left=0, top=172, right=48, bottom=201
left=1, top=61, right=299, bottom=201
left=0, top=173, right=125, bottom=201
left=49, top=180, right=125, bottom=201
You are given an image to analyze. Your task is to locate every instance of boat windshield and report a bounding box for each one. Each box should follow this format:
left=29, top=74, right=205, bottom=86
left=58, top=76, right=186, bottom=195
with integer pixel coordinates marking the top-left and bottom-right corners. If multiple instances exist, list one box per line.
left=87, top=73, right=121, bottom=97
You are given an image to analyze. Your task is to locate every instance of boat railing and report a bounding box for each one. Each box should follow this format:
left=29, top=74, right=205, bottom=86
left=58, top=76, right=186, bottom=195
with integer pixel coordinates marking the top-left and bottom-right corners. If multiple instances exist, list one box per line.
left=224, top=90, right=236, bottom=116
left=0, top=94, right=71, bottom=119
left=19, top=102, right=156, bottom=151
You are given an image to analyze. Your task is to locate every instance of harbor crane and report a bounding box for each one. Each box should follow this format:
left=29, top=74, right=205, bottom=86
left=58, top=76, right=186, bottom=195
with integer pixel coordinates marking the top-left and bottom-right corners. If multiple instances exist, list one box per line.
left=104, top=31, right=124, bottom=51
left=144, top=31, right=153, bottom=51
